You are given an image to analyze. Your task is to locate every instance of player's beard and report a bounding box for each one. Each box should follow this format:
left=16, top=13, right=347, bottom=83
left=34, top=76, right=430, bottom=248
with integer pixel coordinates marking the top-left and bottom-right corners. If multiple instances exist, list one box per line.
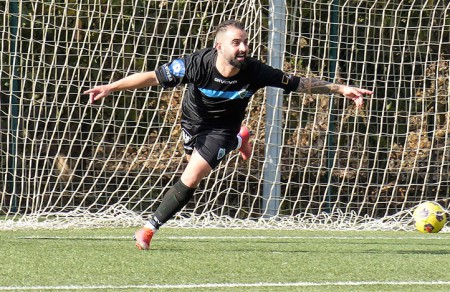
left=229, top=56, right=247, bottom=69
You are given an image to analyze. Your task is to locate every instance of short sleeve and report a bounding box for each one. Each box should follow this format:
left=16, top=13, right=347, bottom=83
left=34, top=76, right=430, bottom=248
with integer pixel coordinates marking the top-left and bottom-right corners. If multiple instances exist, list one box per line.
left=254, top=63, right=300, bottom=94
left=155, top=58, right=188, bottom=88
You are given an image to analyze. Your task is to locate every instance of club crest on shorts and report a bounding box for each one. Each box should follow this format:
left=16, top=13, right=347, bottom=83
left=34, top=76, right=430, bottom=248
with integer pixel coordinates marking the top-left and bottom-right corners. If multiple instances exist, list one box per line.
left=217, top=148, right=226, bottom=160
left=182, top=129, right=192, bottom=143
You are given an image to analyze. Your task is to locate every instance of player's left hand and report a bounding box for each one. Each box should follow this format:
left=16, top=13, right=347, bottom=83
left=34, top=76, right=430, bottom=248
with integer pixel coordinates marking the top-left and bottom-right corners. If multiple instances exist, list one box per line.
left=338, top=85, right=373, bottom=108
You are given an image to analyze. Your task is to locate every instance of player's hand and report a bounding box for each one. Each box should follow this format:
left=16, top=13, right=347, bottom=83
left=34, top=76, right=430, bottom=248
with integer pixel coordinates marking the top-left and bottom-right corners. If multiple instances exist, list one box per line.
left=84, top=85, right=112, bottom=104
left=338, top=85, right=373, bottom=108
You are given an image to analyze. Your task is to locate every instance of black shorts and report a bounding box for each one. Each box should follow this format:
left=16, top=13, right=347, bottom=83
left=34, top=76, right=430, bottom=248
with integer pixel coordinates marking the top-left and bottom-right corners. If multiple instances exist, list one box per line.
left=181, top=122, right=239, bottom=169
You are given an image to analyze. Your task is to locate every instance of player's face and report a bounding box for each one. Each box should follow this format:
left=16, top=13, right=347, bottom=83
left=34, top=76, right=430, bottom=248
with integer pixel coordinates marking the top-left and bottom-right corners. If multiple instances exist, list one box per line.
left=217, top=27, right=249, bottom=69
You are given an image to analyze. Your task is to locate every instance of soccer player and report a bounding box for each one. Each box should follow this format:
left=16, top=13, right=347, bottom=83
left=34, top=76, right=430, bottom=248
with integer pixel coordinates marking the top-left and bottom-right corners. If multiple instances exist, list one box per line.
left=84, top=20, right=373, bottom=250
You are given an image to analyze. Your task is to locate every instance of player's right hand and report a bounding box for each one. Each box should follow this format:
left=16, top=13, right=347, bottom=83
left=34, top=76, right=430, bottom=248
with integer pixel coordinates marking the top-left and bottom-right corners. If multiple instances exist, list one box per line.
left=84, top=85, right=111, bottom=104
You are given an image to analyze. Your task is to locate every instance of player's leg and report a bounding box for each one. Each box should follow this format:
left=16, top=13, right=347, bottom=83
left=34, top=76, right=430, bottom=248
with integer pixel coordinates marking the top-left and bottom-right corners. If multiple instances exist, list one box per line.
left=135, top=151, right=211, bottom=250
left=134, top=128, right=237, bottom=250
left=151, top=150, right=211, bottom=225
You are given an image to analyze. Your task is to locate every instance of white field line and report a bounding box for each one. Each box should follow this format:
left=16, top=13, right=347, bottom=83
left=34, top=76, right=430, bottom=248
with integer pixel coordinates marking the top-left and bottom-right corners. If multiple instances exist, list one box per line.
left=1, top=281, right=450, bottom=290
left=17, top=235, right=450, bottom=240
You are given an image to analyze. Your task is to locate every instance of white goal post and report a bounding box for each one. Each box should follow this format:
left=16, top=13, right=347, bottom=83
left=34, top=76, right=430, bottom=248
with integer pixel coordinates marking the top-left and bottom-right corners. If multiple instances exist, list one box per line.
left=1, top=0, right=449, bottom=230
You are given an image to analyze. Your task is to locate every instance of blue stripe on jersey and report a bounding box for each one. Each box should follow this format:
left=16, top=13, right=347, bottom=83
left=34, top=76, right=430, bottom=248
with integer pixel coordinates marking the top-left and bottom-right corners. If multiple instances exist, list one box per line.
left=199, top=88, right=253, bottom=100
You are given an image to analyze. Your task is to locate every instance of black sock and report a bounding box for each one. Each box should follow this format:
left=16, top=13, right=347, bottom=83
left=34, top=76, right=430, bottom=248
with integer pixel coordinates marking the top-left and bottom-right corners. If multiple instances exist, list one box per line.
left=150, top=179, right=196, bottom=229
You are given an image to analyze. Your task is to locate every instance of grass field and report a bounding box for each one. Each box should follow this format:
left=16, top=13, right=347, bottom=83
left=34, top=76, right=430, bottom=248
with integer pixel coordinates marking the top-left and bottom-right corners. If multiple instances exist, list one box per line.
left=1, top=227, right=450, bottom=291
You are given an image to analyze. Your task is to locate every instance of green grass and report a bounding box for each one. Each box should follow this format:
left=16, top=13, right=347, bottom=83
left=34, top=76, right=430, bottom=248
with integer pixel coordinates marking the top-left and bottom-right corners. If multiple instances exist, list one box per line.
left=1, top=228, right=450, bottom=291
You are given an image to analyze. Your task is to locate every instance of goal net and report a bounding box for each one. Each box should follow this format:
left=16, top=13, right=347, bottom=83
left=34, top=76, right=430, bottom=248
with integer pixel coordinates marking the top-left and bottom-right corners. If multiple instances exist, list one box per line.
left=1, top=0, right=449, bottom=231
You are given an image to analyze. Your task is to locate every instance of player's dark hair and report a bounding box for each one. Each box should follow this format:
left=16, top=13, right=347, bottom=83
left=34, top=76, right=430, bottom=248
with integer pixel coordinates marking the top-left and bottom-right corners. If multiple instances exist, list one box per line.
left=215, top=20, right=246, bottom=36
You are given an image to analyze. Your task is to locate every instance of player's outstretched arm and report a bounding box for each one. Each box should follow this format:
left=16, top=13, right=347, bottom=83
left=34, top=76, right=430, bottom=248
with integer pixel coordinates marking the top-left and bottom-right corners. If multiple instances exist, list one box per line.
left=84, top=71, right=160, bottom=103
left=296, top=77, right=373, bottom=108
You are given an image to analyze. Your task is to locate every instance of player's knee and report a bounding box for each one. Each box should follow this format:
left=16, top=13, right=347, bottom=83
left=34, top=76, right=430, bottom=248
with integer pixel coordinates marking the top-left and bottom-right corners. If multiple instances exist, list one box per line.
left=180, top=173, right=204, bottom=188
left=181, top=157, right=213, bottom=187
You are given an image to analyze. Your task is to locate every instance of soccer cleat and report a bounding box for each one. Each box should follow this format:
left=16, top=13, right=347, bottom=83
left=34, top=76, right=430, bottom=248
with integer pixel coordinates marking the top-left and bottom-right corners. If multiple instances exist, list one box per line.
left=134, top=227, right=154, bottom=250
left=238, top=125, right=252, bottom=161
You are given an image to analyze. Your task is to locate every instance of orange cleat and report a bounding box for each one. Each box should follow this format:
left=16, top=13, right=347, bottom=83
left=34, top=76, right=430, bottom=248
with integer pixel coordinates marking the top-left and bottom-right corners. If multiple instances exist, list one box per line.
left=238, top=125, right=252, bottom=161
left=134, top=227, right=154, bottom=250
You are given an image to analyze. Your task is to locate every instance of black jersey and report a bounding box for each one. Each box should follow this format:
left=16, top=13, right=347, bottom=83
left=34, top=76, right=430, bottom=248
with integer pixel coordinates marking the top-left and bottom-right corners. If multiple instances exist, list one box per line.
left=155, top=48, right=300, bottom=132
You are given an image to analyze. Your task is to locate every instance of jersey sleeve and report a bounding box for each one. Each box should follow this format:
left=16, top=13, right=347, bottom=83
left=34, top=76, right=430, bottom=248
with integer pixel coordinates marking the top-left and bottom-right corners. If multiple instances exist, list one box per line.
left=154, top=58, right=188, bottom=88
left=154, top=50, right=209, bottom=88
left=253, top=62, right=300, bottom=94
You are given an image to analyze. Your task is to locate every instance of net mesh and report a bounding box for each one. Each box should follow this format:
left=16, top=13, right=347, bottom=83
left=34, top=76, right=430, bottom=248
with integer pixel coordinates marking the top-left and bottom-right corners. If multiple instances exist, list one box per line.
left=1, top=0, right=450, bottom=231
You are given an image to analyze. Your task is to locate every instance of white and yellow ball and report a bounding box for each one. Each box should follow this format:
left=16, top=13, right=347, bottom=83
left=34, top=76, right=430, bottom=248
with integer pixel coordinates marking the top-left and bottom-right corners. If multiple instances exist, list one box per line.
left=413, top=201, right=447, bottom=233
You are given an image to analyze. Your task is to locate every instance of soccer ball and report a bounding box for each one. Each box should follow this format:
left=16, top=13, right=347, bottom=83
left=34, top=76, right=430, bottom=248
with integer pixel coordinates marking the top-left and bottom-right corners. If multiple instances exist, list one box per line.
left=412, top=201, right=447, bottom=233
